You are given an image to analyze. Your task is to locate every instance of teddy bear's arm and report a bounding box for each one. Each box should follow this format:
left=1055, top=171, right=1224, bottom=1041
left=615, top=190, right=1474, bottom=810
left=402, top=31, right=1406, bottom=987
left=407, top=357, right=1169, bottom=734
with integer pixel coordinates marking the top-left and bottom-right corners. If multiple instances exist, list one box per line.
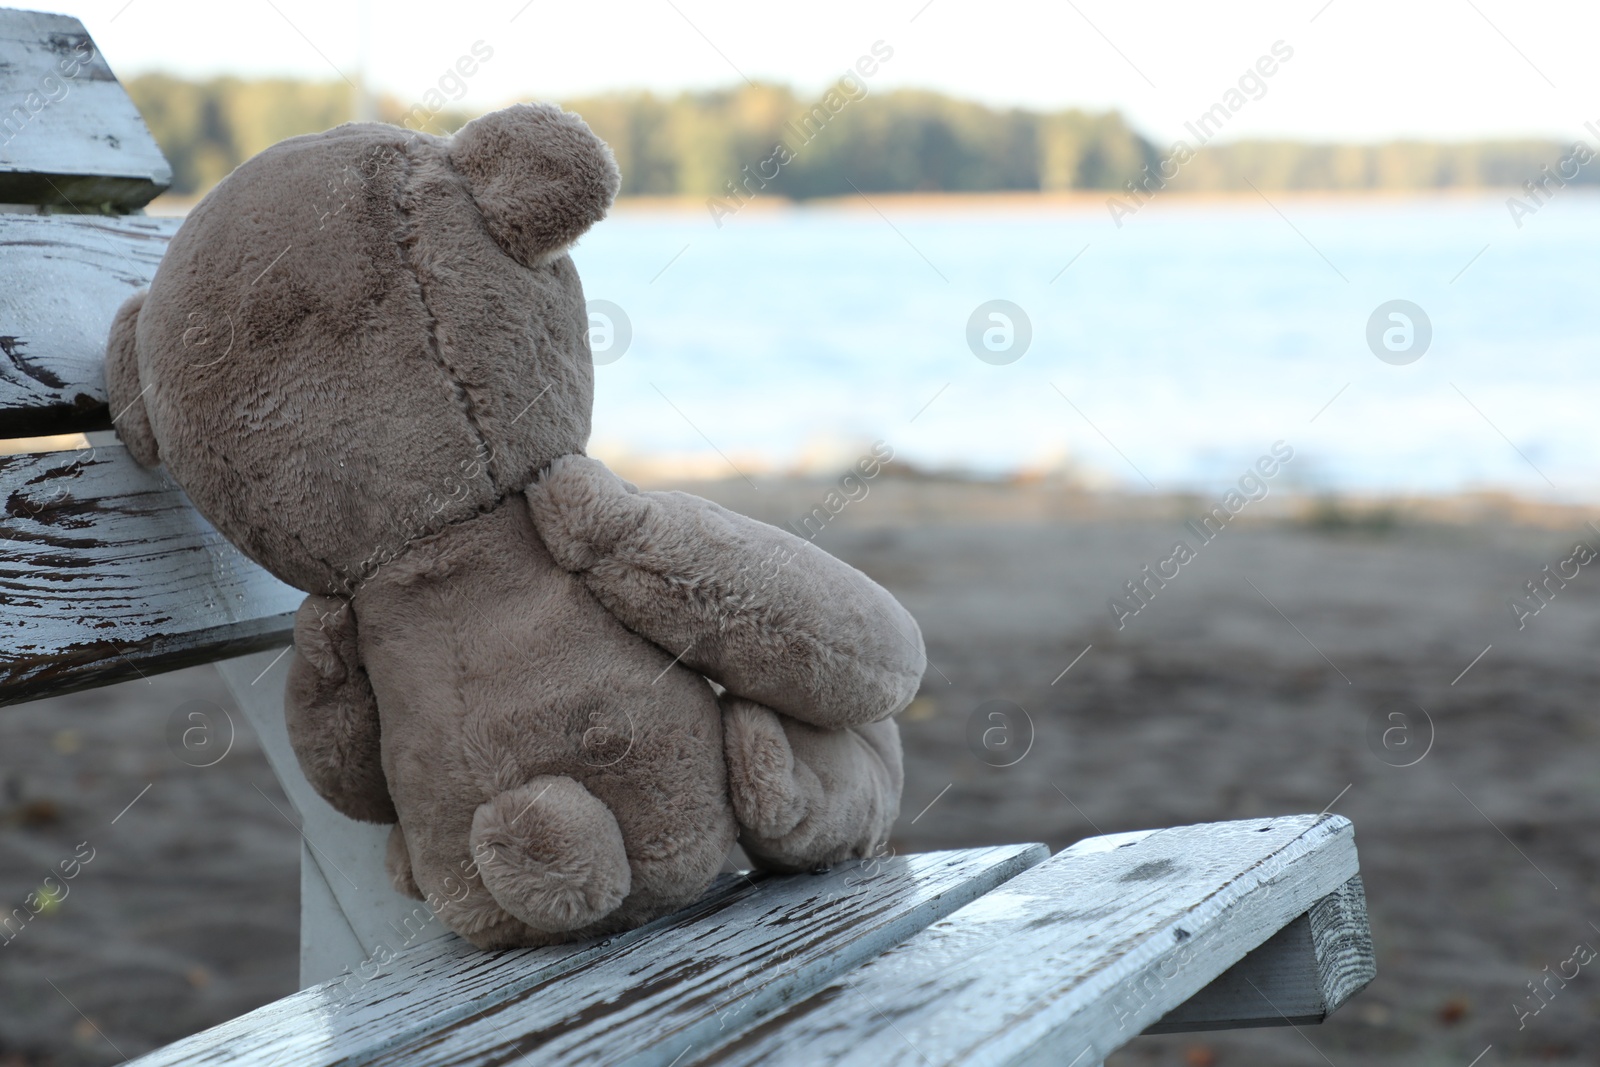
left=284, top=595, right=397, bottom=823
left=525, top=455, right=926, bottom=730
left=104, top=291, right=161, bottom=468
left=722, top=698, right=902, bottom=872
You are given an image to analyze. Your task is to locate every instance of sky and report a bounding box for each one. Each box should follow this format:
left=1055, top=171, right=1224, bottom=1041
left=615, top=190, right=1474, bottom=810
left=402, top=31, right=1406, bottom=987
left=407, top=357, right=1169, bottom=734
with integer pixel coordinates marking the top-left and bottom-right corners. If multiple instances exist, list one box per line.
left=44, top=0, right=1600, bottom=145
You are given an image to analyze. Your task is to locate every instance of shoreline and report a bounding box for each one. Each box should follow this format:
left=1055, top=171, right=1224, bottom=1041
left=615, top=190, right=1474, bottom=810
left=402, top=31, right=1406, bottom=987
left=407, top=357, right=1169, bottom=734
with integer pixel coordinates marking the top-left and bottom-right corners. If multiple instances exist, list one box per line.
left=143, top=185, right=1592, bottom=219
left=633, top=470, right=1600, bottom=533
left=8, top=433, right=1592, bottom=532
left=612, top=186, right=1570, bottom=214
left=3, top=433, right=1591, bottom=532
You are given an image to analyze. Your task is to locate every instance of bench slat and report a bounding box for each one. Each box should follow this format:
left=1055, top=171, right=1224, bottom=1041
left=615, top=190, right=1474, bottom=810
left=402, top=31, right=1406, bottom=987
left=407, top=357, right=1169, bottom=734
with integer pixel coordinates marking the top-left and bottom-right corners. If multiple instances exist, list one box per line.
left=122, top=871, right=761, bottom=1067
left=0, top=213, right=177, bottom=437
left=0, top=444, right=299, bottom=706
left=366, top=844, right=1048, bottom=1067
left=0, top=9, right=172, bottom=210
left=124, top=846, right=1046, bottom=1067
left=693, top=815, right=1362, bottom=1067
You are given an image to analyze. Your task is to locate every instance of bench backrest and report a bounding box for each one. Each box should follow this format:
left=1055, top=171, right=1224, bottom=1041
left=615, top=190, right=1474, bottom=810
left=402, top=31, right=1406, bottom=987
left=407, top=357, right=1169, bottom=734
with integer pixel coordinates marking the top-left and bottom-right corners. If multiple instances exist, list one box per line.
left=0, top=9, right=298, bottom=708
left=0, top=8, right=171, bottom=211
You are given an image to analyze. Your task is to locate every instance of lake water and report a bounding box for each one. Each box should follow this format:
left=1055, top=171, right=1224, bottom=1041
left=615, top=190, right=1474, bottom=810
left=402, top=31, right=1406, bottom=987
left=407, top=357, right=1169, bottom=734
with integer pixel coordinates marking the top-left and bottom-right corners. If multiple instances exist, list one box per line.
left=570, top=192, right=1600, bottom=501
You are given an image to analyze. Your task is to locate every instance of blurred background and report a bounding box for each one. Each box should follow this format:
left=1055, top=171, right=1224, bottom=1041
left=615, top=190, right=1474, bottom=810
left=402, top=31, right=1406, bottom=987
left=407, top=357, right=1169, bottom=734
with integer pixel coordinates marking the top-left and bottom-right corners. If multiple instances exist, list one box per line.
left=3, top=1, right=1599, bottom=1064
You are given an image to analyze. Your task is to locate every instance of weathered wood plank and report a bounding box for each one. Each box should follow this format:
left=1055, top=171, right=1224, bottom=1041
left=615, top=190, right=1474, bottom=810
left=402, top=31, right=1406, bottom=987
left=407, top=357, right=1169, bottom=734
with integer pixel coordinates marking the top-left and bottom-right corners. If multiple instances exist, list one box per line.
left=123, top=846, right=1047, bottom=1067
left=0, top=444, right=299, bottom=706
left=122, top=870, right=764, bottom=1067
left=365, top=844, right=1049, bottom=1067
left=1145, top=873, right=1374, bottom=1033
left=693, top=815, right=1362, bottom=1067
left=0, top=9, right=172, bottom=209
left=0, top=213, right=178, bottom=437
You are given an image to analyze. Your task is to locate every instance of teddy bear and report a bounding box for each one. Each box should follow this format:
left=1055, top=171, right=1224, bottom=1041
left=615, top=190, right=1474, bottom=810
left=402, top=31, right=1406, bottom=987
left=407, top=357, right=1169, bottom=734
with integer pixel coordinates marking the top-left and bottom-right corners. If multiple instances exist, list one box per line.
left=102, top=103, right=926, bottom=949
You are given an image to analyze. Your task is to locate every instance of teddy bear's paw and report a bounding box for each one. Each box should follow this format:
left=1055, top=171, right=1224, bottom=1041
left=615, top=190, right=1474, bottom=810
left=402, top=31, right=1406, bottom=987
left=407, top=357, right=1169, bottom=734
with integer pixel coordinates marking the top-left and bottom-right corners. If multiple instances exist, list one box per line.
left=722, top=698, right=816, bottom=841
left=385, top=825, right=425, bottom=901
left=284, top=631, right=396, bottom=825
left=724, top=711, right=903, bottom=875
left=105, top=290, right=160, bottom=469
left=469, top=776, right=632, bottom=933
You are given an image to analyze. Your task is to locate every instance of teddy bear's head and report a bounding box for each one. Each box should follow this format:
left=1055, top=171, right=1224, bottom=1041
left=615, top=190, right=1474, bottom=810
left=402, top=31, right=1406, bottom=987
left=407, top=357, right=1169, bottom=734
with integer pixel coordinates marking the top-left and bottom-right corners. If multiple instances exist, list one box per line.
left=105, top=104, right=620, bottom=595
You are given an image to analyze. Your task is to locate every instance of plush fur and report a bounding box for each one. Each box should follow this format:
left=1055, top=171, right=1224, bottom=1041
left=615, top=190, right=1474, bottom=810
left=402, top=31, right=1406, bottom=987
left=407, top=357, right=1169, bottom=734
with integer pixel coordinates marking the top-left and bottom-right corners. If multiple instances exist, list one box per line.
left=103, top=102, right=926, bottom=948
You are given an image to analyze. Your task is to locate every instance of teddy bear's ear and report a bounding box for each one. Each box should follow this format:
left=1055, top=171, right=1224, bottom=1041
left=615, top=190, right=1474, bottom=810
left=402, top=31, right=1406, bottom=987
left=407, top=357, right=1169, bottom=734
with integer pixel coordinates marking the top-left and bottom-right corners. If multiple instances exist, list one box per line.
left=448, top=103, right=620, bottom=268
left=104, top=290, right=161, bottom=468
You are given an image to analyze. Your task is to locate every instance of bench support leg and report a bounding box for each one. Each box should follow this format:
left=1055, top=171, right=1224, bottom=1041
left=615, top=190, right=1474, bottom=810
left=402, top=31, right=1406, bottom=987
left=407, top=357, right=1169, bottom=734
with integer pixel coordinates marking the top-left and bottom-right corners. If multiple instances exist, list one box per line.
left=217, top=647, right=452, bottom=988
left=298, top=840, right=368, bottom=987
left=1144, top=874, right=1376, bottom=1034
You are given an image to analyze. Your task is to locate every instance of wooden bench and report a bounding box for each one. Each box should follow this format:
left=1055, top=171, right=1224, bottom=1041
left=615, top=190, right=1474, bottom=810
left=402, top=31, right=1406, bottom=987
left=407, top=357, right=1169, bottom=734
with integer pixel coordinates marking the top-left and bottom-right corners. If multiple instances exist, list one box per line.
left=0, top=10, right=1375, bottom=1064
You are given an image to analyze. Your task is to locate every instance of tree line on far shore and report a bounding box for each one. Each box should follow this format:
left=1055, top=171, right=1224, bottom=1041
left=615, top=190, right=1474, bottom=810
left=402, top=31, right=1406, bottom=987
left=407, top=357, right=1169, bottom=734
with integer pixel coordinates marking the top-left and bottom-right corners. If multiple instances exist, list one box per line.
left=125, top=74, right=1595, bottom=201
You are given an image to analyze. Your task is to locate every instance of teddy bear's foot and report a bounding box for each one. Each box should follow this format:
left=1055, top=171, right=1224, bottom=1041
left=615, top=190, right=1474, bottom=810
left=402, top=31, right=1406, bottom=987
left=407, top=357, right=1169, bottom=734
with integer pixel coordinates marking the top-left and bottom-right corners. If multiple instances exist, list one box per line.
left=722, top=697, right=904, bottom=874
left=469, top=776, right=632, bottom=934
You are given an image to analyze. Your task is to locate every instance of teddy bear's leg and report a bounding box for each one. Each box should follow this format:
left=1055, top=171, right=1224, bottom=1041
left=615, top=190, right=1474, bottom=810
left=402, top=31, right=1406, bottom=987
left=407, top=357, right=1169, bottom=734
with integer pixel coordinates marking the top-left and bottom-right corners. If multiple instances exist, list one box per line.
left=721, top=697, right=903, bottom=873
left=284, top=595, right=397, bottom=824
left=468, top=776, right=633, bottom=934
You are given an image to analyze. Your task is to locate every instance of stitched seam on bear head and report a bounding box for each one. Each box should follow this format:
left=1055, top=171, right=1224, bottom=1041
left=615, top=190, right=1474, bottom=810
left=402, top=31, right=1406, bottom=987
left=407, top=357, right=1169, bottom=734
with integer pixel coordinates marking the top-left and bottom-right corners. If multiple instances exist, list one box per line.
left=392, top=142, right=501, bottom=491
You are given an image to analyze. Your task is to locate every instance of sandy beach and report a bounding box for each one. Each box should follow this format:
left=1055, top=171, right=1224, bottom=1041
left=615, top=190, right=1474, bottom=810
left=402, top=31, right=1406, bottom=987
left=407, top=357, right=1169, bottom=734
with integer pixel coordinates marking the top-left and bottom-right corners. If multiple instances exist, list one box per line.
left=3, top=475, right=1597, bottom=1066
